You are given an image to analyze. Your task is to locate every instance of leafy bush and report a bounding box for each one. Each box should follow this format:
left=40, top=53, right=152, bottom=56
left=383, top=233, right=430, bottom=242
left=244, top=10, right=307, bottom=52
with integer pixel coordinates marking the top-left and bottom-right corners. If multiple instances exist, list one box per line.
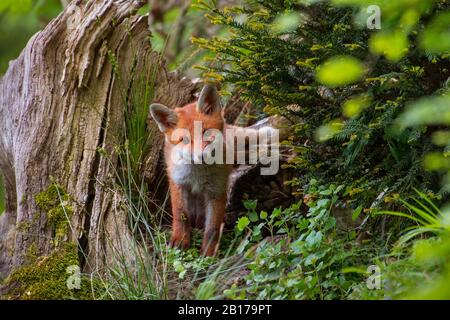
left=225, top=182, right=376, bottom=299
left=189, top=0, right=450, bottom=300
left=193, top=0, right=450, bottom=207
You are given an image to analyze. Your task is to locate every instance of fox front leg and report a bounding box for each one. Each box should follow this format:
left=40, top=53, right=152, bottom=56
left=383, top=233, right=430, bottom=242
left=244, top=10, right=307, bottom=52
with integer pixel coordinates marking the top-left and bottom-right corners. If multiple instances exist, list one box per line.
left=169, top=181, right=191, bottom=249
left=201, top=194, right=226, bottom=256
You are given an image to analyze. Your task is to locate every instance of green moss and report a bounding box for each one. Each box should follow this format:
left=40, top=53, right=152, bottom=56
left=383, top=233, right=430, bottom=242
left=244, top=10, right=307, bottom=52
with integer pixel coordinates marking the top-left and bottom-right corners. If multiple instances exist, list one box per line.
left=3, top=243, right=105, bottom=300
left=25, top=242, right=39, bottom=264
left=35, top=183, right=73, bottom=243
left=17, top=221, right=31, bottom=233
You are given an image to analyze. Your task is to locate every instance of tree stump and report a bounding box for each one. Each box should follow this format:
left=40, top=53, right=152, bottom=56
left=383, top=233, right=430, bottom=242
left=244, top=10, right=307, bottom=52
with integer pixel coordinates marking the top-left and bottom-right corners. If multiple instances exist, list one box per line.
left=0, top=0, right=198, bottom=278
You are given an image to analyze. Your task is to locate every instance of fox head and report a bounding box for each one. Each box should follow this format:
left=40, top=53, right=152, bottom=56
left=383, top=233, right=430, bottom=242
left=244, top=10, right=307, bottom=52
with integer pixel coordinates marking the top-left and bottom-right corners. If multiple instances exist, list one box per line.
left=149, top=85, right=225, bottom=164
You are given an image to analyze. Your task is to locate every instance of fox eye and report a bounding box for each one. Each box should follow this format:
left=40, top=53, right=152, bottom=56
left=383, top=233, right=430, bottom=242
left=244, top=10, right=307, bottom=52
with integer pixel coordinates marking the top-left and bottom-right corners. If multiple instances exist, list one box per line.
left=203, top=130, right=214, bottom=140
left=179, top=136, right=190, bottom=145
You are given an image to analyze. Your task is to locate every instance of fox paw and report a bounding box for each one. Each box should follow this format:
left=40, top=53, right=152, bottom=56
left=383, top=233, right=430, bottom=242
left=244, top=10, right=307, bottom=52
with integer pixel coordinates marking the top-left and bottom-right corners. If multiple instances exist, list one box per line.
left=200, top=242, right=218, bottom=257
left=169, top=234, right=190, bottom=250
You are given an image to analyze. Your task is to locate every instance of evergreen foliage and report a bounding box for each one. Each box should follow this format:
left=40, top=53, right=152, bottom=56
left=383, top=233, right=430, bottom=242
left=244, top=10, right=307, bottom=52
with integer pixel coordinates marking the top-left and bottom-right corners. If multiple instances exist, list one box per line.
left=193, top=0, right=450, bottom=208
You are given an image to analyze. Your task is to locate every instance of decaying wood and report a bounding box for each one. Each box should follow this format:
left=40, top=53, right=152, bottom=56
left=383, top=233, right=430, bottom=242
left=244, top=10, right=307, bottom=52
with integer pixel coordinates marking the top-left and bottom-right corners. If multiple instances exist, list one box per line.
left=0, top=0, right=198, bottom=278
left=226, top=116, right=296, bottom=225
left=0, top=0, right=296, bottom=285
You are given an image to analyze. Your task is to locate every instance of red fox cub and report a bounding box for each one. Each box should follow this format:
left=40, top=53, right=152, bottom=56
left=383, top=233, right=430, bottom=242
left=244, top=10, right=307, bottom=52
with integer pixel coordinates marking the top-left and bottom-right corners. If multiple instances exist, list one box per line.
left=150, top=85, right=279, bottom=256
left=150, top=85, right=231, bottom=256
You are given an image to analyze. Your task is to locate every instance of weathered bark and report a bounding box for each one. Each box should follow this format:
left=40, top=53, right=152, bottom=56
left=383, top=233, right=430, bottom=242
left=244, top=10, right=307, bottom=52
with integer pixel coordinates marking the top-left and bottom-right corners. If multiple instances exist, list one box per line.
left=0, top=0, right=198, bottom=278
left=0, top=0, right=296, bottom=285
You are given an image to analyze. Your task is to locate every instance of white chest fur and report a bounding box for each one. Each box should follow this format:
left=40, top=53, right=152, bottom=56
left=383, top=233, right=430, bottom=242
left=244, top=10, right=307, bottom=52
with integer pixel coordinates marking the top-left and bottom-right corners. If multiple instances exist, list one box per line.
left=169, top=163, right=229, bottom=198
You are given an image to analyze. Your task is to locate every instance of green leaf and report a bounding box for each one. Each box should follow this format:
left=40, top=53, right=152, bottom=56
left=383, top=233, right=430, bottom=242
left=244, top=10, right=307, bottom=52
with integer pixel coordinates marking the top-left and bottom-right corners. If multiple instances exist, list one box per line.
left=341, top=267, right=367, bottom=274
left=248, top=211, right=259, bottom=222
left=351, top=205, right=363, bottom=221
left=137, top=4, right=150, bottom=16
left=237, top=216, right=250, bottom=231
left=173, top=260, right=186, bottom=278
left=334, top=185, right=344, bottom=195
left=196, top=281, right=216, bottom=300
left=423, top=153, right=450, bottom=171
left=319, top=189, right=332, bottom=195
left=305, top=230, right=323, bottom=248
left=315, top=119, right=344, bottom=142
left=396, top=92, right=450, bottom=127
left=252, top=224, right=262, bottom=237
left=369, top=31, right=409, bottom=62
left=244, top=199, right=258, bottom=211
left=317, top=199, right=331, bottom=208
left=271, top=207, right=282, bottom=218
left=290, top=239, right=303, bottom=254
left=260, top=210, right=268, bottom=219
left=343, top=95, right=371, bottom=118
left=316, top=56, right=364, bottom=87
left=420, top=12, right=450, bottom=54
left=375, top=210, right=423, bottom=225
left=304, top=253, right=319, bottom=266
left=271, top=11, right=302, bottom=34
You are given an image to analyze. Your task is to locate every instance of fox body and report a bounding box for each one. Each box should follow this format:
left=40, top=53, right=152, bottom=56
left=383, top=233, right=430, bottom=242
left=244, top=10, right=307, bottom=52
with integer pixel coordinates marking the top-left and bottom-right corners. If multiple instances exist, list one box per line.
left=150, top=85, right=233, bottom=256
left=150, top=85, right=280, bottom=255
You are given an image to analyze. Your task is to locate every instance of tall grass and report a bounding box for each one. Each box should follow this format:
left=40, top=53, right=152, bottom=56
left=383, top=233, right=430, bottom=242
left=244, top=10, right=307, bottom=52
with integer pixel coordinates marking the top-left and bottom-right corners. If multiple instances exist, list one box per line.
left=104, top=160, right=172, bottom=299
left=377, top=188, right=449, bottom=246
left=99, top=44, right=174, bottom=299
left=96, top=28, right=249, bottom=300
left=368, top=189, right=450, bottom=299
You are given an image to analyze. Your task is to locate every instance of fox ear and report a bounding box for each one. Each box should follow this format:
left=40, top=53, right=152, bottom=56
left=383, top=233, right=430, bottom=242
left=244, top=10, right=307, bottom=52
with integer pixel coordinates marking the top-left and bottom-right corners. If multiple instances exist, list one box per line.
left=196, top=85, right=221, bottom=115
left=149, top=103, right=178, bottom=133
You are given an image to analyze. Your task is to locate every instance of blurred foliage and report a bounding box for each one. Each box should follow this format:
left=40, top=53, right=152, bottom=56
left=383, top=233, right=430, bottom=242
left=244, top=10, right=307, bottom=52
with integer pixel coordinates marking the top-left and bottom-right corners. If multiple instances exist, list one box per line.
left=0, top=0, right=63, bottom=74
left=0, top=0, right=63, bottom=215
left=316, top=55, right=364, bottom=87
left=140, top=0, right=231, bottom=77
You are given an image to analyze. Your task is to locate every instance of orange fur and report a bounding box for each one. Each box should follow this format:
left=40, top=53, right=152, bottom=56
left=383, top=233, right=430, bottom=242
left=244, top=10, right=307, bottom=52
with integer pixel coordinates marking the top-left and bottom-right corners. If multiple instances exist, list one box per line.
left=150, top=88, right=232, bottom=256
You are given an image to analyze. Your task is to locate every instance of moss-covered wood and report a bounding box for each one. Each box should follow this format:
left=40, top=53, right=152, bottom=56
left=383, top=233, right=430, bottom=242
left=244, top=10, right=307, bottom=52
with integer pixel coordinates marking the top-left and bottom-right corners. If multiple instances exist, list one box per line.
left=0, top=0, right=197, bottom=279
